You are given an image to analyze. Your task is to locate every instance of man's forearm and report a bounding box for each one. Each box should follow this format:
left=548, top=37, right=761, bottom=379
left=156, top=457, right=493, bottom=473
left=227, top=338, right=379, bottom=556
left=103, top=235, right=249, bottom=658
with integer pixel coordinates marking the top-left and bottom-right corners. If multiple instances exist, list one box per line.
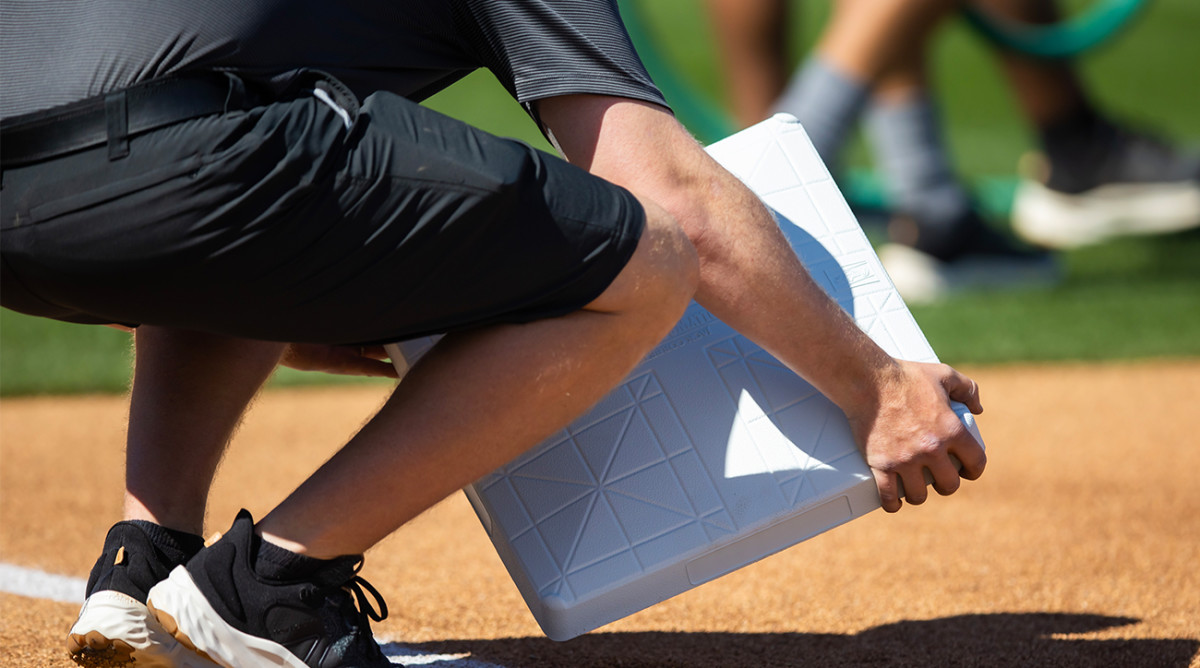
left=540, top=95, right=899, bottom=414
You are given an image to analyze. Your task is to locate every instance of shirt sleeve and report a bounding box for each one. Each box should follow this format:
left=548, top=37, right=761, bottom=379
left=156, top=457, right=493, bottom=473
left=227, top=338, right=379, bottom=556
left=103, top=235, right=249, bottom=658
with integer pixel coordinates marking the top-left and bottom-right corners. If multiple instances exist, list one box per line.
left=450, top=0, right=670, bottom=111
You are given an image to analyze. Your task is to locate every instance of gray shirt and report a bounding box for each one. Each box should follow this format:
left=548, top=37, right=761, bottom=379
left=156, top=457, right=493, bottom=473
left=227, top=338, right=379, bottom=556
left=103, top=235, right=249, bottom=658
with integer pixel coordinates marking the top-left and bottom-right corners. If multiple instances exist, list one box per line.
left=1, top=0, right=667, bottom=119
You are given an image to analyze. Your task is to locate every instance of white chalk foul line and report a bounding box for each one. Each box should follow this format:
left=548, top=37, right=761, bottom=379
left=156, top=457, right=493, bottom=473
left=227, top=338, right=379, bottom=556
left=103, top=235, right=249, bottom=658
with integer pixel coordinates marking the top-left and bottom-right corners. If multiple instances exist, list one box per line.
left=0, top=562, right=506, bottom=668
left=0, top=562, right=86, bottom=603
left=380, top=642, right=505, bottom=667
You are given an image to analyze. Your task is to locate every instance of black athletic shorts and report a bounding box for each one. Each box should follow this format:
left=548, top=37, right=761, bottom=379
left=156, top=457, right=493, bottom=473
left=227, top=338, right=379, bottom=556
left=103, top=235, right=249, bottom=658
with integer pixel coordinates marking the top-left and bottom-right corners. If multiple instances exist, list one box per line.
left=0, top=82, right=645, bottom=345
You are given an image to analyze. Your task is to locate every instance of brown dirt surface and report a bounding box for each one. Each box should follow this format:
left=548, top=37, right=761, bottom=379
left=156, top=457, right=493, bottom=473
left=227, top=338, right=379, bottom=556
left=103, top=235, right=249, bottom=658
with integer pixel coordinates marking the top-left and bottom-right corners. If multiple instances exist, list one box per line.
left=2, top=360, right=1198, bottom=667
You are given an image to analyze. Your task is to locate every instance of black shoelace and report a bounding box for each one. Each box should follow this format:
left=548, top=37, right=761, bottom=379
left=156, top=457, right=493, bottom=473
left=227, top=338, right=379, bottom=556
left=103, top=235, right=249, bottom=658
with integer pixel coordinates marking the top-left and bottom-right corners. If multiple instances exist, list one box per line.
left=345, top=561, right=388, bottom=623
left=302, top=557, right=389, bottom=624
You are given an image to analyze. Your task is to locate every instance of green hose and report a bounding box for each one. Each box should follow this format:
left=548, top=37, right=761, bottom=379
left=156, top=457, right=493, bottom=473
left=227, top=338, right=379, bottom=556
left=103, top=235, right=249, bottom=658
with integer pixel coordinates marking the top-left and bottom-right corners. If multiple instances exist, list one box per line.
left=963, top=0, right=1149, bottom=60
left=617, top=0, right=734, bottom=144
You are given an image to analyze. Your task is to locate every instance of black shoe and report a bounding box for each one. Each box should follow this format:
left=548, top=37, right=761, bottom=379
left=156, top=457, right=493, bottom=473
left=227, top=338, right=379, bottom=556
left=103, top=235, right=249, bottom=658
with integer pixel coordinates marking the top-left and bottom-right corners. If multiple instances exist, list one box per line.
left=146, top=509, right=391, bottom=668
left=67, top=520, right=212, bottom=667
left=1043, top=122, right=1200, bottom=195
left=879, top=209, right=1060, bottom=303
left=1014, top=125, right=1200, bottom=248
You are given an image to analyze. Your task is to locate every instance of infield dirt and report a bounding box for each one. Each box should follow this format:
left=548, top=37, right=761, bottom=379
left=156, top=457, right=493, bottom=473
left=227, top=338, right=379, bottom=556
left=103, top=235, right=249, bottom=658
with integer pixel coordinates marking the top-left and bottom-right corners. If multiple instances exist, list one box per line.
left=2, top=360, right=1198, bottom=667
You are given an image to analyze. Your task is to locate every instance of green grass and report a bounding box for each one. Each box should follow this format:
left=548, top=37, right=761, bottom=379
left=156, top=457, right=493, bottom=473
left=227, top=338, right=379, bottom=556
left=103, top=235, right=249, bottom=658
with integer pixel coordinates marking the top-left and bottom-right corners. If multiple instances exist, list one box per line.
left=912, top=230, right=1200, bottom=364
left=0, top=316, right=134, bottom=396
left=2, top=0, right=1198, bottom=395
left=0, top=314, right=397, bottom=396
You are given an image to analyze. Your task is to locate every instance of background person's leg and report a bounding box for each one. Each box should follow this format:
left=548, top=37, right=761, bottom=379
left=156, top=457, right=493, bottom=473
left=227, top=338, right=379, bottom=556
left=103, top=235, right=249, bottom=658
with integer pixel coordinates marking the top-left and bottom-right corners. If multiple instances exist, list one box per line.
left=706, top=0, right=792, bottom=126
left=768, top=0, right=1055, bottom=301
left=773, top=0, right=956, bottom=173
left=773, top=0, right=953, bottom=167
left=975, top=0, right=1087, bottom=127
left=813, top=0, right=957, bottom=85
left=976, top=0, right=1200, bottom=246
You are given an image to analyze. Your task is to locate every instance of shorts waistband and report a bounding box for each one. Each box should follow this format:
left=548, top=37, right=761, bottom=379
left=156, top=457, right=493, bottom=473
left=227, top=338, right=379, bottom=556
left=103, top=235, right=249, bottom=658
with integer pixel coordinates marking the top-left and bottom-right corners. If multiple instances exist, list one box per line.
left=1, top=73, right=253, bottom=167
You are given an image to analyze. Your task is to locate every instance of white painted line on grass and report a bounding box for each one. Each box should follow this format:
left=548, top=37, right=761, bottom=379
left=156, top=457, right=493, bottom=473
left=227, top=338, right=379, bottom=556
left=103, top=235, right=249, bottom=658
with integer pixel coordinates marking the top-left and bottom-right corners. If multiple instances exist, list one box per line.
left=0, top=562, right=507, bottom=667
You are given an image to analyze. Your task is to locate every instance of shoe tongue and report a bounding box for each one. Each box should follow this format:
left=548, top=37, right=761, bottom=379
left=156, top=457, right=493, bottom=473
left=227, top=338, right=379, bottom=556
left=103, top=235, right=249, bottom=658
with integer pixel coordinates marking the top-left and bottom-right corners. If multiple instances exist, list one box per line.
left=124, top=520, right=205, bottom=564
left=308, top=556, right=363, bottom=588
left=252, top=535, right=362, bottom=585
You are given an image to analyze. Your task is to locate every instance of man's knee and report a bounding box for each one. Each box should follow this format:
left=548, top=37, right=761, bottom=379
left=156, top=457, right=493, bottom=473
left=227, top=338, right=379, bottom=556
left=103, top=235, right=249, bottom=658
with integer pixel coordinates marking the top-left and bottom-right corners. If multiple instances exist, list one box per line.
left=643, top=200, right=701, bottom=308
left=592, top=199, right=698, bottom=326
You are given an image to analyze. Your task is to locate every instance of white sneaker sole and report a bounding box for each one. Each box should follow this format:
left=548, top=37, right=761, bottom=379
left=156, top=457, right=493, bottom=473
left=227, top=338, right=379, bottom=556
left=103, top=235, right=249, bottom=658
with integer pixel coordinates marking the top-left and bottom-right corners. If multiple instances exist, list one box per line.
left=878, top=243, right=1060, bottom=304
left=67, top=590, right=219, bottom=667
left=1012, top=179, right=1200, bottom=249
left=146, top=566, right=309, bottom=668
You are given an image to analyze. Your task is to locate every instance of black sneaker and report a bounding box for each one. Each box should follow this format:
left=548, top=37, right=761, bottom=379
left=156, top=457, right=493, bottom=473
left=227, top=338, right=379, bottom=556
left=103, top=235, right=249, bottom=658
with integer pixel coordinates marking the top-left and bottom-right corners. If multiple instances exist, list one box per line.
left=67, top=520, right=214, bottom=667
left=145, top=509, right=391, bottom=667
left=878, top=209, right=1060, bottom=303
left=1014, top=126, right=1200, bottom=249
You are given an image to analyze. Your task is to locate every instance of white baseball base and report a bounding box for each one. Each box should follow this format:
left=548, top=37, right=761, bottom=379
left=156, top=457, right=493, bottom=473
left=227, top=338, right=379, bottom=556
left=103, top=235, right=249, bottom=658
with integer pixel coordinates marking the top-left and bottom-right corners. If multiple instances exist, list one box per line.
left=385, top=114, right=983, bottom=641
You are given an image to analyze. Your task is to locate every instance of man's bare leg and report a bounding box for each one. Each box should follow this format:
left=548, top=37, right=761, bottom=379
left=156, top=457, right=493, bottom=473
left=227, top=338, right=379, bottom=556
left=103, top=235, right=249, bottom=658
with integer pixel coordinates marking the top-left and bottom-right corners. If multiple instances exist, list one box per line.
left=257, top=201, right=699, bottom=557
left=124, top=326, right=285, bottom=535
left=67, top=328, right=285, bottom=665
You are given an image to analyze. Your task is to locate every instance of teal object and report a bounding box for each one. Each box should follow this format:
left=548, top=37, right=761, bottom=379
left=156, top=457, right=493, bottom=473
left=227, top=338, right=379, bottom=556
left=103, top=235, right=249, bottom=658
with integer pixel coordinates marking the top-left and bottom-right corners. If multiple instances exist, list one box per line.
left=841, top=168, right=1019, bottom=222
left=617, top=0, right=734, bottom=144
left=963, top=0, right=1149, bottom=59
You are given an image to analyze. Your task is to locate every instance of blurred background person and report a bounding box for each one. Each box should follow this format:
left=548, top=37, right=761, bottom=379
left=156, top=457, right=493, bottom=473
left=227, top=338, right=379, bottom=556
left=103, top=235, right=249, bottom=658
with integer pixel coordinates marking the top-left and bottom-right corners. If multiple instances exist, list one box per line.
left=706, top=0, right=1200, bottom=302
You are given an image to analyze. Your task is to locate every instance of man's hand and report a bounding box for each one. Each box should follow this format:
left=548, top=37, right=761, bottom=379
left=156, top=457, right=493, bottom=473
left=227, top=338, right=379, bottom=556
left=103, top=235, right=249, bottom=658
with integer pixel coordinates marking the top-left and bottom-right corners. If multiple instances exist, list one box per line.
left=280, top=343, right=398, bottom=378
left=846, top=360, right=986, bottom=512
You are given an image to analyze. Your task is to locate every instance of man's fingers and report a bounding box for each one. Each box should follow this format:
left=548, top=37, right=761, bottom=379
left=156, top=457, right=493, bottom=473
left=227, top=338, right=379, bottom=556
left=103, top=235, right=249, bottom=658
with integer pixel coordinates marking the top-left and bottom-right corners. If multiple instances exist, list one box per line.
left=865, top=361, right=988, bottom=513
left=889, top=437, right=972, bottom=504
left=897, top=468, right=930, bottom=505
left=942, top=368, right=983, bottom=415
left=289, top=345, right=400, bottom=378
left=944, top=396, right=986, bottom=482
left=954, top=439, right=988, bottom=481
left=929, top=457, right=963, bottom=496
left=334, top=349, right=399, bottom=377
left=348, top=357, right=401, bottom=378
left=873, top=469, right=903, bottom=513
left=357, top=344, right=391, bottom=361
